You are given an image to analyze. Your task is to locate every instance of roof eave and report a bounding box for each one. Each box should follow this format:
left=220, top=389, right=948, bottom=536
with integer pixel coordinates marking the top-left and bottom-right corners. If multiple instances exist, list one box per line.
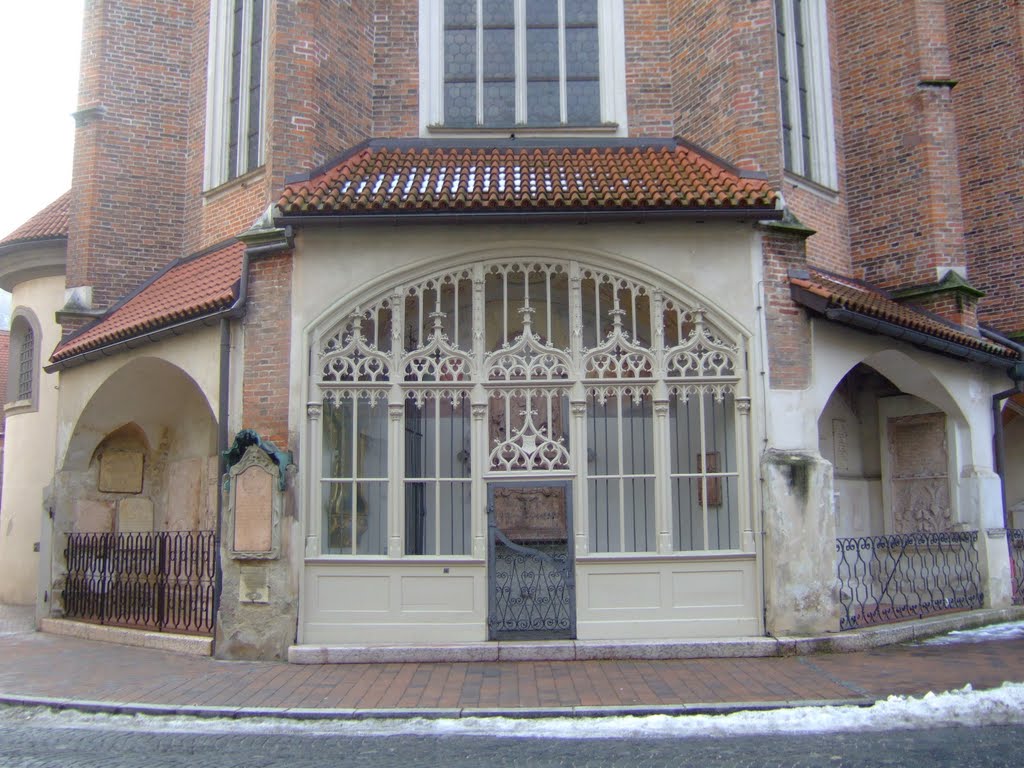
left=799, top=296, right=1020, bottom=371
left=45, top=304, right=245, bottom=373
left=275, top=206, right=783, bottom=228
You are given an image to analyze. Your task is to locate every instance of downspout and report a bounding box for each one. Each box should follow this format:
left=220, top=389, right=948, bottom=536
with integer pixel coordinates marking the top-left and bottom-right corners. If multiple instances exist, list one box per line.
left=211, top=251, right=249, bottom=654
left=980, top=326, right=1024, bottom=529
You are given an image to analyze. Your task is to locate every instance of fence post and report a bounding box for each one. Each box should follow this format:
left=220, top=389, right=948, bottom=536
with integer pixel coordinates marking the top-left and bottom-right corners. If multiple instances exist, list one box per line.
left=156, top=533, right=168, bottom=630
left=979, top=527, right=1013, bottom=608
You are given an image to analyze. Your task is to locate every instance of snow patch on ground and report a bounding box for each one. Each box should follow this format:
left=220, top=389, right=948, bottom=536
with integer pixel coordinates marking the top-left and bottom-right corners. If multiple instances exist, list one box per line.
left=918, top=620, right=1024, bottom=646
left=4, top=682, right=1024, bottom=739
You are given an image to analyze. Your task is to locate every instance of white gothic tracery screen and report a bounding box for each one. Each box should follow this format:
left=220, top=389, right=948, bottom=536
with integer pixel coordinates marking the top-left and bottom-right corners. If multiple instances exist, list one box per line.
left=313, top=259, right=745, bottom=557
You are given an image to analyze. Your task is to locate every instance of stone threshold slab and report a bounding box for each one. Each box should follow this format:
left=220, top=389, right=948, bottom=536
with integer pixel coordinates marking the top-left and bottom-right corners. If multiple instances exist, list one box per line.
left=289, top=606, right=1024, bottom=664
left=40, top=618, right=212, bottom=657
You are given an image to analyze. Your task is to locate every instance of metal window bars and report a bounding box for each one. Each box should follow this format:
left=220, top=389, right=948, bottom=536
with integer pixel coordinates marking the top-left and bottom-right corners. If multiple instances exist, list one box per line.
left=1009, top=529, right=1024, bottom=607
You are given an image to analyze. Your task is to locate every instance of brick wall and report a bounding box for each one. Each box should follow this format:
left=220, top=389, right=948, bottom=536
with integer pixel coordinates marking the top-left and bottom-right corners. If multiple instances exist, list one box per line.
left=68, top=0, right=193, bottom=310
left=835, top=0, right=968, bottom=292
left=948, top=0, right=1024, bottom=336
left=762, top=230, right=812, bottom=390
left=669, top=0, right=782, bottom=179
left=241, top=251, right=293, bottom=449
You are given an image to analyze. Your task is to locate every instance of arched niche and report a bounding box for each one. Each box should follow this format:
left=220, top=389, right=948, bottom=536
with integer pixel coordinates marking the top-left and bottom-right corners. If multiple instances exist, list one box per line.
left=57, top=357, right=219, bottom=534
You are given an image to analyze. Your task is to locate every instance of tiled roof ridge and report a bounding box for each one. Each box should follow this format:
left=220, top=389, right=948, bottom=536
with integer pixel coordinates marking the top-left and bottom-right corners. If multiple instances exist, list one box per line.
left=50, top=240, right=245, bottom=365
left=277, top=138, right=779, bottom=217
left=802, top=266, right=981, bottom=337
left=0, top=191, right=71, bottom=246
left=790, top=268, right=1017, bottom=360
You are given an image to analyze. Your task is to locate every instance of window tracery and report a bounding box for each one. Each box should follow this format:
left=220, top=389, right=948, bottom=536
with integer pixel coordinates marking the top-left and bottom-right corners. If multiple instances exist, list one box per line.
left=312, top=258, right=745, bottom=557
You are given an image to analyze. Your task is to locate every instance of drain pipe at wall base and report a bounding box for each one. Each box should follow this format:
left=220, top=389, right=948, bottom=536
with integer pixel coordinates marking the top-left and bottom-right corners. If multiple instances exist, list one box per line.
left=981, top=326, right=1024, bottom=530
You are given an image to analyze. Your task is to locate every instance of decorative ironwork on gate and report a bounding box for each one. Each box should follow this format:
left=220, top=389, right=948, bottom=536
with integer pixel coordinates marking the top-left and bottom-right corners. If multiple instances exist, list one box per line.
left=63, top=530, right=216, bottom=635
left=835, top=531, right=983, bottom=631
left=489, top=531, right=574, bottom=638
left=1009, top=529, right=1024, bottom=606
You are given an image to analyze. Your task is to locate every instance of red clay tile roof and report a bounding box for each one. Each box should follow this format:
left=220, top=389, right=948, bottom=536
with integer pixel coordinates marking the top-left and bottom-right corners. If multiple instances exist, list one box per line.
left=277, top=140, right=779, bottom=218
left=790, top=269, right=1017, bottom=359
left=0, top=191, right=71, bottom=245
left=50, top=240, right=245, bottom=364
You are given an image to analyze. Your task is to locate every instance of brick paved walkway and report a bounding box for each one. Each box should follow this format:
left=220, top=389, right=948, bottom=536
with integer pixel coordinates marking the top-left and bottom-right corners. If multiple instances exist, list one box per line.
left=1, top=614, right=1023, bottom=716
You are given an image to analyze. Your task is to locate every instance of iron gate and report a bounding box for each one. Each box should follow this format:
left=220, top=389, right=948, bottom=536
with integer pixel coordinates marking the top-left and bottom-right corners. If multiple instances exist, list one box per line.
left=488, top=482, right=575, bottom=639
left=63, top=530, right=216, bottom=635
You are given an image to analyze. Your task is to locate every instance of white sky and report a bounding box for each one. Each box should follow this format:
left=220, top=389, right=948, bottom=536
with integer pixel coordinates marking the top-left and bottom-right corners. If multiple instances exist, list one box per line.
left=0, top=1, right=85, bottom=327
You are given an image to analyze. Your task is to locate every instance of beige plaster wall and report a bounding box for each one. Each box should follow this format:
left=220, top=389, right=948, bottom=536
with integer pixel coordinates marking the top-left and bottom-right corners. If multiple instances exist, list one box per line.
left=291, top=221, right=765, bottom=643
left=0, top=274, right=64, bottom=605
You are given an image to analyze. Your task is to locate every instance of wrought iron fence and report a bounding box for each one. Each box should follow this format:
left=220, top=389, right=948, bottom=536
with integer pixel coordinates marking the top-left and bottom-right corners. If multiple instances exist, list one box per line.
left=1009, top=529, right=1024, bottom=606
left=835, top=531, right=983, bottom=631
left=63, top=530, right=216, bottom=635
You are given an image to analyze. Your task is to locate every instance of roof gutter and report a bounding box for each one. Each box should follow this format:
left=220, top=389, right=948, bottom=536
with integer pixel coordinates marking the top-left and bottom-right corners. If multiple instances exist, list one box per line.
left=822, top=307, right=1022, bottom=372
left=275, top=206, right=783, bottom=229
left=44, top=251, right=251, bottom=374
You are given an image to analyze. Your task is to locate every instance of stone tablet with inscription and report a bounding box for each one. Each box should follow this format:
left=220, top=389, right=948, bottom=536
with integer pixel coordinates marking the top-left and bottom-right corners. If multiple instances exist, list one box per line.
left=98, top=450, right=144, bottom=493
left=117, top=497, right=154, bottom=533
left=494, top=487, right=567, bottom=542
left=233, top=464, right=273, bottom=553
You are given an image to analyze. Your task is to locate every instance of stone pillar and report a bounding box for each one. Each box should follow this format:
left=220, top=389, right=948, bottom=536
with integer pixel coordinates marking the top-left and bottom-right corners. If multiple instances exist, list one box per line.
left=215, top=443, right=299, bottom=661
left=761, top=449, right=839, bottom=636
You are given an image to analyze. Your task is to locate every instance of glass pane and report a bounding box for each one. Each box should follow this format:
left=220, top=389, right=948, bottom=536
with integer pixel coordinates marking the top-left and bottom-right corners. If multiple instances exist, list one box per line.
left=672, top=478, right=705, bottom=551
left=703, top=392, right=737, bottom=473
left=404, top=402, right=435, bottom=478
left=526, top=0, right=558, bottom=25
left=482, top=81, right=515, bottom=125
left=527, top=79, right=560, bottom=125
left=526, top=27, right=559, bottom=79
left=322, top=399, right=354, bottom=478
left=566, top=26, right=599, bottom=78
left=483, top=27, right=515, bottom=79
left=445, top=0, right=477, bottom=26
left=669, top=394, right=700, bottom=474
left=586, top=397, right=619, bottom=475
left=440, top=481, right=472, bottom=555
left=707, top=477, right=739, bottom=550
left=588, top=478, right=620, bottom=552
left=566, top=79, right=600, bottom=124
left=623, top=478, right=655, bottom=552
left=405, top=481, right=429, bottom=554
left=322, top=480, right=387, bottom=555
left=445, top=28, right=477, bottom=80
left=565, top=0, right=598, bottom=24
left=445, top=82, right=477, bottom=127
left=620, top=396, right=653, bottom=475
left=482, top=0, right=514, bottom=26
left=355, top=397, right=389, bottom=478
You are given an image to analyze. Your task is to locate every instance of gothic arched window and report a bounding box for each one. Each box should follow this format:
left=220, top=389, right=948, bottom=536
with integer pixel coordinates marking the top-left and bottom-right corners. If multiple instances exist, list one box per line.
left=309, top=259, right=748, bottom=557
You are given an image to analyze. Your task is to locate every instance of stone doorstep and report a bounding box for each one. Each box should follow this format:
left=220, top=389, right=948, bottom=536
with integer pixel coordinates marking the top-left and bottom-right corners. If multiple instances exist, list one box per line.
left=288, top=606, right=1024, bottom=665
left=39, top=618, right=212, bottom=657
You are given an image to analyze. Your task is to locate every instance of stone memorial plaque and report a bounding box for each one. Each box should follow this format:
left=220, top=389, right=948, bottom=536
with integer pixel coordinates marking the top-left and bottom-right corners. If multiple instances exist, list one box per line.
left=239, top=566, right=270, bottom=604
left=98, top=450, right=144, bottom=493
left=233, top=464, right=274, bottom=553
left=117, top=497, right=154, bottom=533
left=494, top=487, right=567, bottom=543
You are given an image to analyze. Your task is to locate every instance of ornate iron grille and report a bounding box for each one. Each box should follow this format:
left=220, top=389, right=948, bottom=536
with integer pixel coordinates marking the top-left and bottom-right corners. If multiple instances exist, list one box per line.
left=1009, top=529, right=1024, bottom=606
left=835, top=531, right=983, bottom=631
left=63, top=531, right=216, bottom=635
left=489, top=533, right=574, bottom=639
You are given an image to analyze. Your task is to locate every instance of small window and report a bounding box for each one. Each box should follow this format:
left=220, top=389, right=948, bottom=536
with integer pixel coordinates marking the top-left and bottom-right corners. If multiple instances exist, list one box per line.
left=7, top=311, right=40, bottom=410
left=421, top=0, right=627, bottom=134
left=775, top=0, right=837, bottom=188
left=205, top=0, right=267, bottom=189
